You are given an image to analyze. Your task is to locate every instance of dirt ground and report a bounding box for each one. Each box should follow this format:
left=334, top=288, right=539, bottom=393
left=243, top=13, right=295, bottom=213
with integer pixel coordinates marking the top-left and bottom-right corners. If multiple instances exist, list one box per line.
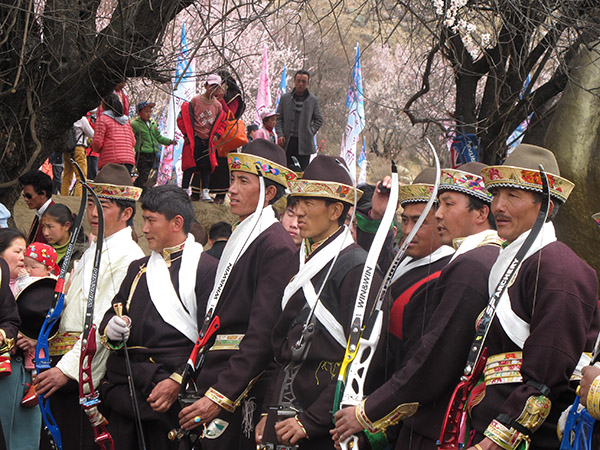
left=13, top=194, right=238, bottom=255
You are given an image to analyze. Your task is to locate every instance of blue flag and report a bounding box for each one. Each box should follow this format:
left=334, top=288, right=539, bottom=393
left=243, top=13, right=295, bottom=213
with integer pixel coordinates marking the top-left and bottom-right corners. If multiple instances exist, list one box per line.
left=275, top=65, right=287, bottom=109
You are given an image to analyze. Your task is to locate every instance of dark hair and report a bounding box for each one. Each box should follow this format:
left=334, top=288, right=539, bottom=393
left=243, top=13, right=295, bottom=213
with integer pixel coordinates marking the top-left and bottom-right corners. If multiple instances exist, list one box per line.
left=286, top=196, right=299, bottom=210
left=43, top=203, right=85, bottom=243
left=247, top=124, right=259, bottom=136
left=467, top=196, right=496, bottom=229
left=141, top=185, right=195, bottom=233
left=0, top=228, right=26, bottom=255
left=114, top=199, right=136, bottom=220
left=209, top=221, right=232, bottom=241
left=18, top=170, right=53, bottom=199
left=102, top=93, right=124, bottom=116
left=324, top=199, right=352, bottom=227
left=190, top=220, right=208, bottom=246
left=294, top=70, right=310, bottom=81
left=532, top=193, right=560, bottom=222
left=264, top=179, right=286, bottom=205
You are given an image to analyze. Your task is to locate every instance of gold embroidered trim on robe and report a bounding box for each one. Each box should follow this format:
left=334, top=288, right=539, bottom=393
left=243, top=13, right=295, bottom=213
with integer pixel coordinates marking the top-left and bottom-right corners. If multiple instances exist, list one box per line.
left=49, top=332, right=80, bottom=356
left=355, top=399, right=419, bottom=433
left=484, top=395, right=551, bottom=450
left=208, top=334, right=245, bottom=351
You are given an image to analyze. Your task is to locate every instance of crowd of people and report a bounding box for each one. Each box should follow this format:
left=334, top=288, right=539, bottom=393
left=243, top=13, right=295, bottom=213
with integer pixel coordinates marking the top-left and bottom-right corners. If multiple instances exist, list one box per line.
left=0, top=70, right=598, bottom=450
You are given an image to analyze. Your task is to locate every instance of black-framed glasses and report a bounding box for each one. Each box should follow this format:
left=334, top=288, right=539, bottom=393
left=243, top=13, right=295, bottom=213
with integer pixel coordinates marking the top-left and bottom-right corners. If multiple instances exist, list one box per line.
left=22, top=192, right=34, bottom=200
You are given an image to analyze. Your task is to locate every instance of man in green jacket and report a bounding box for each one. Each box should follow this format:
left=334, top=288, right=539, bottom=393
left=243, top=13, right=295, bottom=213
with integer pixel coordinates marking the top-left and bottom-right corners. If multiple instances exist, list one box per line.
left=130, top=101, right=177, bottom=188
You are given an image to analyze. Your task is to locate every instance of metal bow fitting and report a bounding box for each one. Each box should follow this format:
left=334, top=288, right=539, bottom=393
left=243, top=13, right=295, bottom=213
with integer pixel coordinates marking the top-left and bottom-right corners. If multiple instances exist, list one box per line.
left=334, top=139, right=440, bottom=450
left=35, top=163, right=89, bottom=450
left=72, top=162, right=114, bottom=450
left=438, top=165, right=551, bottom=450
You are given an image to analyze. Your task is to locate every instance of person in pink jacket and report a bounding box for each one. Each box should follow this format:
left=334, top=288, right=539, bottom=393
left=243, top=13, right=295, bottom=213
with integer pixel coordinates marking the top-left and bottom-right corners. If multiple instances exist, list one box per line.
left=254, top=110, right=278, bottom=143
left=93, top=93, right=136, bottom=175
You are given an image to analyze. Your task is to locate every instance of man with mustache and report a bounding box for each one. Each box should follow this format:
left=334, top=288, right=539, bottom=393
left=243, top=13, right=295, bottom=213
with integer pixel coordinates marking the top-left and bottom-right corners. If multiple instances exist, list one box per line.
left=467, top=144, right=600, bottom=450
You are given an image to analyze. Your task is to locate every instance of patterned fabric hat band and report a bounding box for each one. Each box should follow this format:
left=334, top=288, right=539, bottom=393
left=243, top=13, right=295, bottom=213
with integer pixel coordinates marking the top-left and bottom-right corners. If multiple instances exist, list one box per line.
left=480, top=144, right=574, bottom=204
left=439, top=168, right=493, bottom=203
left=288, top=155, right=363, bottom=205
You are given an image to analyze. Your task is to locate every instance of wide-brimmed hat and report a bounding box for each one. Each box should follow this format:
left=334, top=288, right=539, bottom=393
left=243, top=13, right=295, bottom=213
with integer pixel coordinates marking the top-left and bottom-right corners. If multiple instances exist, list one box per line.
left=88, top=163, right=142, bottom=201
left=439, top=162, right=493, bottom=203
left=228, top=139, right=297, bottom=188
left=398, top=168, right=437, bottom=206
left=288, top=155, right=363, bottom=205
left=480, top=144, right=574, bottom=203
left=24, top=242, right=59, bottom=276
left=16, top=277, right=58, bottom=339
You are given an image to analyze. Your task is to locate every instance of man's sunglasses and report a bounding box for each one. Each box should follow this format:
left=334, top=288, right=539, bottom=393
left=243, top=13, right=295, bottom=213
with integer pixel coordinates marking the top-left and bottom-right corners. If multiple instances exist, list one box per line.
left=22, top=192, right=34, bottom=200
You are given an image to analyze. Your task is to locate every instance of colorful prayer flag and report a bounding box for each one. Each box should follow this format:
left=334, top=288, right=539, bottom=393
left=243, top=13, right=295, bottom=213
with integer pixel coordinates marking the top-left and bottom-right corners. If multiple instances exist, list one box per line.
left=254, top=46, right=272, bottom=126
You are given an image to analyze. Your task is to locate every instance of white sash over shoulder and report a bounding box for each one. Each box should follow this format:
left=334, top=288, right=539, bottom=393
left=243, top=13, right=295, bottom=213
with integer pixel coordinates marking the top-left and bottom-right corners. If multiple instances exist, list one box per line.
left=488, top=222, right=556, bottom=348
left=390, top=245, right=454, bottom=285
left=281, top=229, right=355, bottom=347
left=147, top=234, right=203, bottom=343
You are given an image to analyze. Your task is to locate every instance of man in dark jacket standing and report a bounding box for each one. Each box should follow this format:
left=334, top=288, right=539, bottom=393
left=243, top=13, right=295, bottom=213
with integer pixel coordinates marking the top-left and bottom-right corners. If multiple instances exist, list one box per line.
left=276, top=70, right=323, bottom=170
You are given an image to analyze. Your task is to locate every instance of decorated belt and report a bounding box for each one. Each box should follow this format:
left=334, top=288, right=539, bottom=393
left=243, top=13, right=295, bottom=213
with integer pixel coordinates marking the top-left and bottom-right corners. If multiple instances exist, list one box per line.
left=485, top=352, right=592, bottom=385
left=209, top=334, right=244, bottom=351
left=49, top=332, right=81, bottom=356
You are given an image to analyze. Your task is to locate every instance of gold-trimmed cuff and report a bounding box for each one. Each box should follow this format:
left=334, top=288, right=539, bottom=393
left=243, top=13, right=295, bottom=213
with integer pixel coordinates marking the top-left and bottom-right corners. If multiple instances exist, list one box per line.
left=205, top=387, right=236, bottom=413
left=355, top=400, right=419, bottom=433
left=100, top=331, right=123, bottom=351
left=169, top=372, right=183, bottom=385
left=586, top=376, right=600, bottom=420
left=484, top=419, right=528, bottom=450
left=295, top=415, right=308, bottom=439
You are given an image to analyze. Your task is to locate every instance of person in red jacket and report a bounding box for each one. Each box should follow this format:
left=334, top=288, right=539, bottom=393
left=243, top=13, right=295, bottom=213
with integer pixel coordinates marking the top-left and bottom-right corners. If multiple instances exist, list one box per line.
left=93, top=93, right=136, bottom=175
left=179, top=74, right=223, bottom=202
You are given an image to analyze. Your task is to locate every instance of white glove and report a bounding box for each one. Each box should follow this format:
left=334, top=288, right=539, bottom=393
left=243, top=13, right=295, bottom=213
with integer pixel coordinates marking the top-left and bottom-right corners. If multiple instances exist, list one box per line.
left=557, top=403, right=584, bottom=439
left=106, top=315, right=131, bottom=342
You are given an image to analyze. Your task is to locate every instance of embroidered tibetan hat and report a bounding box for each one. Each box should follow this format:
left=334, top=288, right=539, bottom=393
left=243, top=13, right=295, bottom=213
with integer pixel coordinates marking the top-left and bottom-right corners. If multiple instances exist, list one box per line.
left=228, top=138, right=297, bottom=188
left=88, top=163, right=142, bottom=201
left=288, top=155, right=363, bottom=205
left=398, top=168, right=437, bottom=207
left=593, top=213, right=600, bottom=227
left=439, top=162, right=493, bottom=203
left=480, top=144, right=574, bottom=204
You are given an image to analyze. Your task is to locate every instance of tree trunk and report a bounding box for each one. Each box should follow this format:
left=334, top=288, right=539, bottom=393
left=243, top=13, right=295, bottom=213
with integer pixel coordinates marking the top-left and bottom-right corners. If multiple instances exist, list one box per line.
left=544, top=41, right=600, bottom=277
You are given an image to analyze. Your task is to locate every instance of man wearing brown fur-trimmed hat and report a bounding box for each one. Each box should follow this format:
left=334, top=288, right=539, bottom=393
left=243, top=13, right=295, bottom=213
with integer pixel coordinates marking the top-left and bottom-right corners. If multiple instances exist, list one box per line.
left=334, top=162, right=504, bottom=450
left=36, top=163, right=145, bottom=450
left=466, top=144, right=600, bottom=450
left=256, top=155, right=385, bottom=449
left=177, top=139, right=297, bottom=449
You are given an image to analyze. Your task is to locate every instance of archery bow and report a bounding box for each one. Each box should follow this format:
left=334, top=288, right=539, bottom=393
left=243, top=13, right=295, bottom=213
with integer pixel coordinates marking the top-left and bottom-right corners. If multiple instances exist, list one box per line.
left=334, top=139, right=440, bottom=449
left=438, top=165, right=551, bottom=449
left=35, top=161, right=89, bottom=450
left=169, top=166, right=267, bottom=448
left=73, top=162, right=114, bottom=450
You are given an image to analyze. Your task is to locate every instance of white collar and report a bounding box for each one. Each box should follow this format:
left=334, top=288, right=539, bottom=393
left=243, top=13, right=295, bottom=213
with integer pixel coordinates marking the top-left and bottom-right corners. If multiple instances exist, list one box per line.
left=36, top=198, right=53, bottom=218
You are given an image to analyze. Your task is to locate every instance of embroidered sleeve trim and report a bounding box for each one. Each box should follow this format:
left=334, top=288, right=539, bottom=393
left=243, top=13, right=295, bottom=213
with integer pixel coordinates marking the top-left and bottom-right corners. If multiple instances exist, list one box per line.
left=294, top=415, right=308, bottom=439
left=586, top=376, right=600, bottom=420
left=169, top=372, right=183, bottom=385
left=356, top=400, right=419, bottom=433
left=484, top=419, right=527, bottom=450
left=484, top=395, right=550, bottom=450
left=205, top=387, right=236, bottom=413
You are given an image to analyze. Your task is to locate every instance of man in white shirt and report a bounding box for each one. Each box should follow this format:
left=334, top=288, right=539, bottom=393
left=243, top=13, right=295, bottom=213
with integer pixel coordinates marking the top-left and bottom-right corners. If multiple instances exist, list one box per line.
left=36, top=163, right=145, bottom=450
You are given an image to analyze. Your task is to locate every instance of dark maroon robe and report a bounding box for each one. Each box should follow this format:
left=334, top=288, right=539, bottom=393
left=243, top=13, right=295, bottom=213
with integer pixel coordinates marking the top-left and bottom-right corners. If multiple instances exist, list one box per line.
left=99, top=250, right=218, bottom=450
left=363, top=243, right=501, bottom=450
left=469, top=241, right=600, bottom=449
left=194, top=222, right=297, bottom=450
left=263, top=228, right=386, bottom=449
